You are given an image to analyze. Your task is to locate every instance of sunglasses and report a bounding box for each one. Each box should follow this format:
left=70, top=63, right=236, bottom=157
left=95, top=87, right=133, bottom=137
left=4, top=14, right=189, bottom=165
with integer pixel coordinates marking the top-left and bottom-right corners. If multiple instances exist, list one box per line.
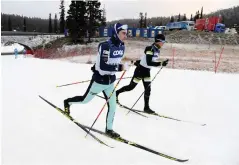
left=117, top=24, right=128, bottom=30
left=156, top=39, right=166, bottom=43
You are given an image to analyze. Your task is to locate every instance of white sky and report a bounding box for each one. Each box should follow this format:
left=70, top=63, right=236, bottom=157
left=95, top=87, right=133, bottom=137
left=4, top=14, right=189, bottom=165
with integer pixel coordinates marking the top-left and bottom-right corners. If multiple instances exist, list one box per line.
left=1, top=0, right=239, bottom=21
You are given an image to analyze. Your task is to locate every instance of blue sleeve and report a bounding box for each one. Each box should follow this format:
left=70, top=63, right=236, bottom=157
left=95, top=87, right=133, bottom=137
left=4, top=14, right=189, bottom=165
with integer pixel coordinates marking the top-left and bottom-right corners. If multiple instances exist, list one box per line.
left=98, top=43, right=122, bottom=72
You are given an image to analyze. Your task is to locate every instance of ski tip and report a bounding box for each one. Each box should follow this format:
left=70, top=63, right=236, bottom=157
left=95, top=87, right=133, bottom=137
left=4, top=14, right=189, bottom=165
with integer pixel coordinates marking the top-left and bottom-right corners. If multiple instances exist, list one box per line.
left=177, top=159, right=189, bottom=162
left=109, top=145, right=114, bottom=148
left=39, top=95, right=44, bottom=99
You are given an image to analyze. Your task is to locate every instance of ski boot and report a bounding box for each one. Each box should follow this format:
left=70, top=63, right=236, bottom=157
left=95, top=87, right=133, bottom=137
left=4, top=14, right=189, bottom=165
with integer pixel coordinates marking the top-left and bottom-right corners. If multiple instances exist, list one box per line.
left=64, top=99, right=70, bottom=115
left=116, top=91, right=119, bottom=103
left=144, top=107, right=155, bottom=114
left=105, top=129, right=120, bottom=138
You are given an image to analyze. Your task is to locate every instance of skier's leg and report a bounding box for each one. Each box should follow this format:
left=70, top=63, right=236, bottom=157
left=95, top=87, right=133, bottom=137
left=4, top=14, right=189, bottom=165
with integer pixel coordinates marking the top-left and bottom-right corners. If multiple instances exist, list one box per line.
left=70, top=82, right=105, bottom=104
left=142, top=78, right=151, bottom=108
left=64, top=80, right=104, bottom=114
left=142, top=77, right=155, bottom=113
left=102, top=85, right=116, bottom=127
left=103, top=83, right=116, bottom=130
left=116, top=77, right=138, bottom=97
left=103, top=83, right=121, bottom=138
left=116, top=67, right=141, bottom=101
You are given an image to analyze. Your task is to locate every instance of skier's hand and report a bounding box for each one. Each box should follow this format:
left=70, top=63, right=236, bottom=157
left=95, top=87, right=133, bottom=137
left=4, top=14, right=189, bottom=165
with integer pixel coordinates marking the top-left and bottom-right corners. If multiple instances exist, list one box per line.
left=122, top=62, right=130, bottom=71
left=161, top=59, right=169, bottom=66
left=134, top=60, right=140, bottom=66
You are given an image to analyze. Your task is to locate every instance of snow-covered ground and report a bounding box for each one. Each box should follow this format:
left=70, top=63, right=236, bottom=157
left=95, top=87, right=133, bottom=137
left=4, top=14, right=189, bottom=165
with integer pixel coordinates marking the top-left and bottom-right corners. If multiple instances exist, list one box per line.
left=1, top=42, right=25, bottom=53
left=2, top=55, right=239, bottom=165
left=1, top=35, right=63, bottom=48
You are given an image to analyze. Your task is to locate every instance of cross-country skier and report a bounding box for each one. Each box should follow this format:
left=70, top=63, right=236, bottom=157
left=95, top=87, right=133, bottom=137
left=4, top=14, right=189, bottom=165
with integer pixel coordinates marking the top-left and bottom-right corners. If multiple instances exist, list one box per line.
left=116, top=34, right=169, bottom=114
left=23, top=48, right=26, bottom=58
left=63, top=23, right=129, bottom=138
left=14, top=48, right=18, bottom=59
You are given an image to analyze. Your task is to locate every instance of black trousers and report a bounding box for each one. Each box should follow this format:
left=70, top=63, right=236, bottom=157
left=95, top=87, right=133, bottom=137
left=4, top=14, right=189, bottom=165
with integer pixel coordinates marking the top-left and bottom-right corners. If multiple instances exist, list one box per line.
left=116, top=65, right=151, bottom=109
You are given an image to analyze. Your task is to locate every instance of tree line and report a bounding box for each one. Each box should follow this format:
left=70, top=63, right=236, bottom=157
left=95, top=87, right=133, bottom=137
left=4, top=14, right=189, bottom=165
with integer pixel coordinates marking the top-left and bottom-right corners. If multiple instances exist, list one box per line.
left=108, top=6, right=239, bottom=28
left=66, top=0, right=106, bottom=42
left=1, top=0, right=66, bottom=33
left=1, top=3, right=238, bottom=37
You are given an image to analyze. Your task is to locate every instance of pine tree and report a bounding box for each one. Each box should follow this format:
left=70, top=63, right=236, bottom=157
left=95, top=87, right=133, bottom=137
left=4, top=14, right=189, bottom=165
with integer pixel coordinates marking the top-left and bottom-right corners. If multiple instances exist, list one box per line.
left=86, top=0, right=102, bottom=42
left=194, top=11, right=200, bottom=21
left=1, top=13, right=5, bottom=30
left=177, top=13, right=181, bottom=22
left=59, top=0, right=65, bottom=33
left=77, top=1, right=87, bottom=38
left=49, top=13, right=52, bottom=33
left=54, top=13, right=58, bottom=33
left=8, top=16, right=12, bottom=31
left=23, top=17, right=26, bottom=32
left=200, top=7, right=203, bottom=19
left=182, top=14, right=187, bottom=21
left=144, top=12, right=147, bottom=28
left=139, top=12, right=144, bottom=28
left=66, top=0, right=87, bottom=42
left=67, top=1, right=77, bottom=42
left=170, top=16, right=174, bottom=22
left=190, top=14, right=193, bottom=21
left=101, top=5, right=107, bottom=27
left=221, top=15, right=225, bottom=24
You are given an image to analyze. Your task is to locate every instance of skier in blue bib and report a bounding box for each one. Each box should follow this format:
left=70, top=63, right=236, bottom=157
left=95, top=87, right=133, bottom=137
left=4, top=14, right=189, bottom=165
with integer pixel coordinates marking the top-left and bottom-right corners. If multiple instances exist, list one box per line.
left=63, top=23, right=129, bottom=138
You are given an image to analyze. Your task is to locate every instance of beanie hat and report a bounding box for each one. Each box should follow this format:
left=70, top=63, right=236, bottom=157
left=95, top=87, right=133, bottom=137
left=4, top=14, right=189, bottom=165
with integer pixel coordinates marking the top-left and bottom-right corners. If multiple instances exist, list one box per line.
left=155, top=34, right=166, bottom=43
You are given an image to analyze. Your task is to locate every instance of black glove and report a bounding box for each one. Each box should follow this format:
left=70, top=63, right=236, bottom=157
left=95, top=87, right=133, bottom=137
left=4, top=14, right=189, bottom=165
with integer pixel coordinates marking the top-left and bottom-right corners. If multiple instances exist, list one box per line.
left=118, top=64, right=123, bottom=71
left=134, top=60, right=140, bottom=66
left=91, top=64, right=96, bottom=72
left=161, top=59, right=169, bottom=66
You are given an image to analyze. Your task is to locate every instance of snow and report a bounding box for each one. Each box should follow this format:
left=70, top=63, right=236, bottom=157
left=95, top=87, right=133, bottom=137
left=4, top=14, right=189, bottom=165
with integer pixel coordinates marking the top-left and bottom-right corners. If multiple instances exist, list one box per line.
left=1, top=35, right=63, bottom=48
left=1, top=43, right=25, bottom=53
left=1, top=55, right=239, bottom=165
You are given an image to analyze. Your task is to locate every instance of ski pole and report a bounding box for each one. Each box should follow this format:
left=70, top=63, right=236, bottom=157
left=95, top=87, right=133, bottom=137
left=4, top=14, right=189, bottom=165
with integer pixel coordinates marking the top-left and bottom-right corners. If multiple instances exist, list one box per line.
left=86, top=70, right=127, bottom=137
left=56, top=80, right=91, bottom=87
left=127, top=66, right=164, bottom=115
left=95, top=94, right=147, bottom=117
left=56, top=76, right=132, bottom=88
left=215, top=46, right=224, bottom=73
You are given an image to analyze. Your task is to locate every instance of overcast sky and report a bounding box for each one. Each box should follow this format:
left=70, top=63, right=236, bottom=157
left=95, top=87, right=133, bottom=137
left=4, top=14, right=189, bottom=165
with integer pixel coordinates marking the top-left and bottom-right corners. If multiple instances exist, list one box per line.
left=1, top=0, right=239, bottom=21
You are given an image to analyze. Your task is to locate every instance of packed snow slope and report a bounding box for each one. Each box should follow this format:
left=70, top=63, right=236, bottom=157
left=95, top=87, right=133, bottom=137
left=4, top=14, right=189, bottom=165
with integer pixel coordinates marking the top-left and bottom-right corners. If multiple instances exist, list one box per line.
left=2, top=56, right=239, bottom=165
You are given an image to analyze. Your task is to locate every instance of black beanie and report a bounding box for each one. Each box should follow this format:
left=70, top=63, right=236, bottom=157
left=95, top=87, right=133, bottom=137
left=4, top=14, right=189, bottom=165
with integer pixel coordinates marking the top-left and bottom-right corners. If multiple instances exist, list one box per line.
left=155, top=34, right=165, bottom=42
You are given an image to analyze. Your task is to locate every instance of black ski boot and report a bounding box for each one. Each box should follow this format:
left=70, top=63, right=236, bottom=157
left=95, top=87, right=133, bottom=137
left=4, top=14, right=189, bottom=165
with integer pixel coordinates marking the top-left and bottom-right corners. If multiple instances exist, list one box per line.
left=144, top=94, right=155, bottom=114
left=64, top=99, right=70, bottom=115
left=116, top=96, right=119, bottom=104
left=144, top=107, right=155, bottom=114
left=116, top=91, right=119, bottom=103
left=105, top=129, right=120, bottom=138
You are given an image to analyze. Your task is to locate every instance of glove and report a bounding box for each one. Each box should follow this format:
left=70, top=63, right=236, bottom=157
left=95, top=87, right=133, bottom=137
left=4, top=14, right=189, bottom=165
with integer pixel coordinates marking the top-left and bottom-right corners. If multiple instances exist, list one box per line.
left=134, top=60, right=140, bottom=66
left=91, top=64, right=96, bottom=72
left=161, top=59, right=169, bottom=66
left=122, top=62, right=130, bottom=71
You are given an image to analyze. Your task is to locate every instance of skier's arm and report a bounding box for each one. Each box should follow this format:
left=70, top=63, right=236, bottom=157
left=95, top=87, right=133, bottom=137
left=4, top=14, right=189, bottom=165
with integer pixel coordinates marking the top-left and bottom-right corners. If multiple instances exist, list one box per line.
left=98, top=43, right=123, bottom=71
left=145, top=47, right=161, bottom=66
